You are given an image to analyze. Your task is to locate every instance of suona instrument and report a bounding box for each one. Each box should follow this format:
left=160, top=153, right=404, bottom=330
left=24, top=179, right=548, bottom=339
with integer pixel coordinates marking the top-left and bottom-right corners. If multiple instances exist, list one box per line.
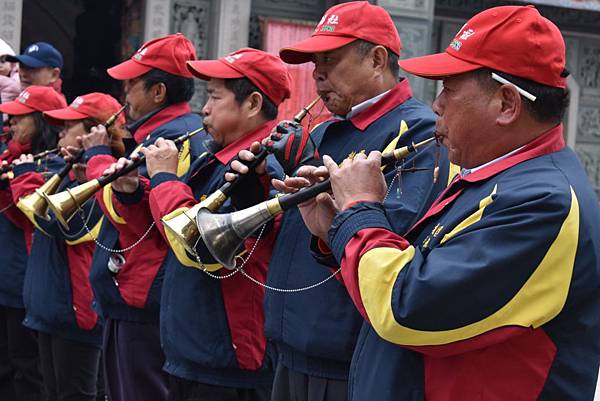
left=17, top=103, right=129, bottom=221
left=161, top=96, right=323, bottom=255
left=43, top=127, right=204, bottom=229
left=196, top=137, right=437, bottom=269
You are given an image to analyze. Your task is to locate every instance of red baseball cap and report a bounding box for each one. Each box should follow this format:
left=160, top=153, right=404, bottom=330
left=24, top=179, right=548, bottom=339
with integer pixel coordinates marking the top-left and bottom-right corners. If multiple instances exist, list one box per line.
left=187, top=48, right=292, bottom=106
left=44, top=92, right=126, bottom=126
left=399, top=5, right=566, bottom=88
left=279, top=1, right=401, bottom=65
left=0, top=85, right=67, bottom=115
left=107, top=33, right=197, bottom=80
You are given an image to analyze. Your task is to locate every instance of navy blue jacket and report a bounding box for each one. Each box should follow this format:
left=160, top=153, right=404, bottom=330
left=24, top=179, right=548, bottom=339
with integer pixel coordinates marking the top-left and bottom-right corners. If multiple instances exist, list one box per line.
left=265, top=80, right=452, bottom=379
left=0, top=154, right=64, bottom=308
left=86, top=103, right=205, bottom=322
left=326, top=125, right=600, bottom=401
left=12, top=160, right=104, bottom=347
left=149, top=122, right=281, bottom=388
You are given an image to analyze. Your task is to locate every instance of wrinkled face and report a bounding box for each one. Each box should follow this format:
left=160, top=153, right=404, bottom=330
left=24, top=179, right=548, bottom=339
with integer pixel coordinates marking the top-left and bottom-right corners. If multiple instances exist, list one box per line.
left=312, top=42, right=375, bottom=116
left=58, top=120, right=86, bottom=151
left=432, top=72, right=494, bottom=169
left=201, top=79, right=245, bottom=147
left=123, top=77, right=157, bottom=121
left=9, top=114, right=36, bottom=144
left=19, top=66, right=58, bottom=89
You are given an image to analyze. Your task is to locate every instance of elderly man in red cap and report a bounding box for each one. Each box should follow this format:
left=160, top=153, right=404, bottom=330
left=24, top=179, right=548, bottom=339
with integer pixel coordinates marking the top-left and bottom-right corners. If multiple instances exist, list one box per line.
left=225, top=2, right=450, bottom=401
left=78, top=33, right=204, bottom=401
left=288, top=5, right=600, bottom=401
left=133, top=47, right=291, bottom=401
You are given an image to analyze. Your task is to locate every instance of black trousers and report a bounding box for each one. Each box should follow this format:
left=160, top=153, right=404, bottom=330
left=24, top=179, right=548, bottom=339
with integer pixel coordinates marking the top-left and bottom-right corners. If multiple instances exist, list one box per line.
left=168, top=374, right=272, bottom=401
left=103, top=318, right=168, bottom=401
left=38, top=332, right=101, bottom=401
left=0, top=305, right=45, bottom=401
left=271, top=364, right=348, bottom=401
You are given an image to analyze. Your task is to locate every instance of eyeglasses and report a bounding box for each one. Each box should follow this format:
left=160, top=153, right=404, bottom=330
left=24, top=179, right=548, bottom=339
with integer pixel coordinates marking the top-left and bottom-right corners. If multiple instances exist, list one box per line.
left=491, top=72, right=537, bottom=102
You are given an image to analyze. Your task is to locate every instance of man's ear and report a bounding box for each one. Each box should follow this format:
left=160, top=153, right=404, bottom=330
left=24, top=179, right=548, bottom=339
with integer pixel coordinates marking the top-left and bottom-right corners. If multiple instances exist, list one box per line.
left=49, top=67, right=61, bottom=83
left=495, top=84, right=522, bottom=127
left=246, top=91, right=264, bottom=119
left=370, top=45, right=389, bottom=76
left=151, top=82, right=168, bottom=106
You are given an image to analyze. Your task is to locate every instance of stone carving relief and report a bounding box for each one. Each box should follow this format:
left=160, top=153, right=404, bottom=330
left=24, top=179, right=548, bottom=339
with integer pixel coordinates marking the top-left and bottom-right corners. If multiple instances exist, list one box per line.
left=172, top=0, right=211, bottom=112
left=578, top=106, right=600, bottom=143
left=0, top=0, right=22, bottom=51
left=396, top=20, right=430, bottom=101
left=576, top=145, right=600, bottom=196
left=579, top=40, right=600, bottom=98
left=379, top=0, right=432, bottom=18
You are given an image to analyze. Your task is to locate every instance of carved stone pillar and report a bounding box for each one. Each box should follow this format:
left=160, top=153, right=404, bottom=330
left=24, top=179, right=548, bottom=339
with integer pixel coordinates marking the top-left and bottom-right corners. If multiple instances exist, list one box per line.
left=142, top=0, right=212, bottom=112
left=213, top=0, right=251, bottom=56
left=377, top=0, right=435, bottom=103
left=0, top=0, right=23, bottom=52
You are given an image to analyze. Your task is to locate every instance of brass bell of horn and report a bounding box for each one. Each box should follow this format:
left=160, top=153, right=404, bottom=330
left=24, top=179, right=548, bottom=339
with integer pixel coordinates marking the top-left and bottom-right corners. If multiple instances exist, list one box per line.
left=41, top=179, right=102, bottom=229
left=196, top=199, right=281, bottom=269
left=17, top=174, right=63, bottom=220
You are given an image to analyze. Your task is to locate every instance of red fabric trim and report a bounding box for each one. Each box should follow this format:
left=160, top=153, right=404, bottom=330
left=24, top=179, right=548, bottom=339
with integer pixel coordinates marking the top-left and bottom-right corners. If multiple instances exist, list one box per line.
left=317, top=238, right=332, bottom=255
left=66, top=243, right=98, bottom=330
left=133, top=102, right=192, bottom=143
left=341, top=227, right=410, bottom=322
left=350, top=79, right=413, bottom=131
left=463, top=124, right=565, bottom=183
left=423, top=328, right=556, bottom=401
left=1, top=140, right=32, bottom=162
left=149, top=179, right=198, bottom=240
left=10, top=171, right=44, bottom=200
left=85, top=154, right=117, bottom=181
left=214, top=121, right=276, bottom=164
left=221, top=215, right=281, bottom=370
left=284, top=131, right=294, bottom=162
left=409, top=124, right=565, bottom=236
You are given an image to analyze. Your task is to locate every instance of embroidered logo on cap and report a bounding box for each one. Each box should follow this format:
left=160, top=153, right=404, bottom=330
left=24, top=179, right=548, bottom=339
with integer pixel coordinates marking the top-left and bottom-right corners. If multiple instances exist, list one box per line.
left=224, top=53, right=243, bottom=63
left=71, top=97, right=84, bottom=109
left=315, top=14, right=340, bottom=33
left=26, top=45, right=39, bottom=53
left=17, top=91, right=30, bottom=103
left=133, top=47, right=148, bottom=61
left=459, top=28, right=475, bottom=40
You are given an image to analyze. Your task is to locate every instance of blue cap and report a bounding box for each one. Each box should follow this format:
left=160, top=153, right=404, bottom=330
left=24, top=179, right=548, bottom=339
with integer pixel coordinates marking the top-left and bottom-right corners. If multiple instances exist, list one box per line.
left=6, top=42, right=63, bottom=69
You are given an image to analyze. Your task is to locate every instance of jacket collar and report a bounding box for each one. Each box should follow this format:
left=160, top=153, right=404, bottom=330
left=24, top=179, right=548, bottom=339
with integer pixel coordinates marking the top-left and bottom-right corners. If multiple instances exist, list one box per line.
left=127, top=102, right=192, bottom=143
left=213, top=120, right=276, bottom=165
left=461, top=124, right=565, bottom=183
left=348, top=78, right=413, bottom=131
left=409, top=124, right=566, bottom=234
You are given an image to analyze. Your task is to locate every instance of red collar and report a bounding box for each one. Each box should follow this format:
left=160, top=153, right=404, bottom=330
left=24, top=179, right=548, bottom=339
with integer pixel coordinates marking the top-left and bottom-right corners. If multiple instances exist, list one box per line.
left=214, top=120, right=276, bottom=164
left=133, top=102, right=192, bottom=143
left=461, top=124, right=565, bottom=183
left=349, top=79, right=413, bottom=131
left=409, top=124, right=566, bottom=235
left=1, top=140, right=32, bottom=162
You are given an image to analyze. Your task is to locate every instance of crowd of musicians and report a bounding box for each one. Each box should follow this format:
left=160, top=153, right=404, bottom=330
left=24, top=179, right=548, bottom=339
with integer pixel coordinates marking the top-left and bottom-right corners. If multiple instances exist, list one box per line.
left=0, top=2, right=599, bottom=401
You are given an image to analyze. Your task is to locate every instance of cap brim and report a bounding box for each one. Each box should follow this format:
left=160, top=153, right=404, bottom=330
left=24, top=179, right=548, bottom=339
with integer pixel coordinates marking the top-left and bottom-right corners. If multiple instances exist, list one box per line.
left=186, top=60, right=244, bottom=81
left=8, top=54, right=49, bottom=68
left=43, top=108, right=88, bottom=126
left=107, top=59, right=152, bottom=80
left=0, top=101, right=36, bottom=115
left=279, top=36, right=357, bottom=64
left=399, top=52, right=483, bottom=79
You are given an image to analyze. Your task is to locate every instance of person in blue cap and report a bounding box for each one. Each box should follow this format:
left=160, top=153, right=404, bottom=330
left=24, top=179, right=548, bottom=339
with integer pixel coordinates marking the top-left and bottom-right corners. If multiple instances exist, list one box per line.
left=6, top=42, right=63, bottom=94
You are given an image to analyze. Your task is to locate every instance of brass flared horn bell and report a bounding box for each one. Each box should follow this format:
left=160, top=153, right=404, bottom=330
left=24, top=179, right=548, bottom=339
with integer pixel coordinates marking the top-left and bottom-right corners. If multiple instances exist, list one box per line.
left=196, top=198, right=282, bottom=269
left=162, top=190, right=228, bottom=255
left=41, top=179, right=102, bottom=229
left=17, top=174, right=63, bottom=220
